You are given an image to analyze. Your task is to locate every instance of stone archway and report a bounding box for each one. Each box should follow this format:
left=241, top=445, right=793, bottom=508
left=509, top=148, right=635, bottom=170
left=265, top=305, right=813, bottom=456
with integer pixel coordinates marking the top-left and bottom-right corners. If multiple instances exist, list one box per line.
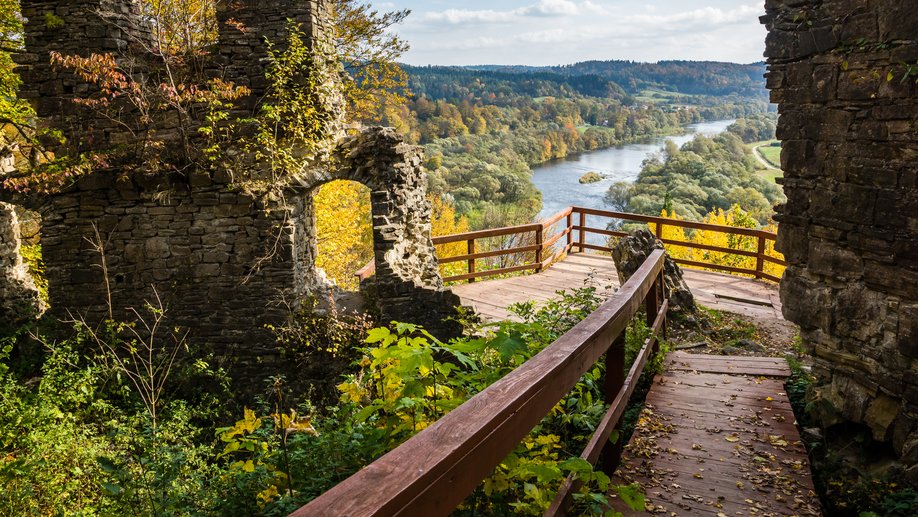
left=292, top=127, right=463, bottom=337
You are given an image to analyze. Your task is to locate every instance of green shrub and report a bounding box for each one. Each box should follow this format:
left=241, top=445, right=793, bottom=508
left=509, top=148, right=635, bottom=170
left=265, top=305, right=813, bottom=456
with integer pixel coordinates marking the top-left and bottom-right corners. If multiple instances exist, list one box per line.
left=219, top=287, right=649, bottom=515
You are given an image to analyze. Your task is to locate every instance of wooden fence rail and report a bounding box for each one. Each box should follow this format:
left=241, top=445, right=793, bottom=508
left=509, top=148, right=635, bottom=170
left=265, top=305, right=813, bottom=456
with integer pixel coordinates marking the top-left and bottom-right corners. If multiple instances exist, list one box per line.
left=294, top=250, right=668, bottom=517
left=356, top=206, right=783, bottom=284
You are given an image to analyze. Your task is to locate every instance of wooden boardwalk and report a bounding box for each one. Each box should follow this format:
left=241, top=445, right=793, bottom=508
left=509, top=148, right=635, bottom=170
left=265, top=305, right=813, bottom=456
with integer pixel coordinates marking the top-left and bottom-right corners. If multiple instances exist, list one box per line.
left=451, top=253, right=819, bottom=515
left=451, top=253, right=783, bottom=322
left=611, top=353, right=820, bottom=516
left=451, top=253, right=619, bottom=321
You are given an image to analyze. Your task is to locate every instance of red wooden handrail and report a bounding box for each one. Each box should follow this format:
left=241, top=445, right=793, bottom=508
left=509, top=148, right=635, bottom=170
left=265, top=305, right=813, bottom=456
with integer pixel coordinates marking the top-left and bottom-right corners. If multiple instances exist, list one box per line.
left=355, top=206, right=783, bottom=284
left=294, top=250, right=668, bottom=517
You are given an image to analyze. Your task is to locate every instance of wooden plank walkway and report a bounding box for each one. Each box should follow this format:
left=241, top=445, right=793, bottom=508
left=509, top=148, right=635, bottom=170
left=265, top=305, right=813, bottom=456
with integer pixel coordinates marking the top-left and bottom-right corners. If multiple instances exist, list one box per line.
left=451, top=252, right=818, bottom=515
left=611, top=352, right=820, bottom=516
left=451, top=253, right=620, bottom=321
left=451, top=252, right=783, bottom=322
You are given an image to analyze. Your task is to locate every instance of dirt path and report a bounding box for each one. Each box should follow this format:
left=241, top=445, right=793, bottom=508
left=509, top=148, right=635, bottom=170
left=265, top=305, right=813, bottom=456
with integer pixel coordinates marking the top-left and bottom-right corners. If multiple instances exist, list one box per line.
left=752, top=144, right=781, bottom=170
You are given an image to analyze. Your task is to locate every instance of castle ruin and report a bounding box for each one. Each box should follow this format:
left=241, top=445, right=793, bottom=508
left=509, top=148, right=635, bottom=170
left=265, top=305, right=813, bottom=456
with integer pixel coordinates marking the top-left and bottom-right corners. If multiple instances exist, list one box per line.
left=0, top=0, right=461, bottom=378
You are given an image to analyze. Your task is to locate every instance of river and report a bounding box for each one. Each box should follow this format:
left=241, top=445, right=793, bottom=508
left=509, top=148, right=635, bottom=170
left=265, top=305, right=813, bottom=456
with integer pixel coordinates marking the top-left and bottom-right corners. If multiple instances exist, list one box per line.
left=532, top=119, right=736, bottom=221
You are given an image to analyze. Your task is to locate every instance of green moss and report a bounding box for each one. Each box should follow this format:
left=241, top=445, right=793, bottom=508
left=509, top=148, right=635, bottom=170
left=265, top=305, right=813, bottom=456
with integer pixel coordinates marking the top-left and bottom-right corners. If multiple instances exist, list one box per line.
left=43, top=12, right=64, bottom=30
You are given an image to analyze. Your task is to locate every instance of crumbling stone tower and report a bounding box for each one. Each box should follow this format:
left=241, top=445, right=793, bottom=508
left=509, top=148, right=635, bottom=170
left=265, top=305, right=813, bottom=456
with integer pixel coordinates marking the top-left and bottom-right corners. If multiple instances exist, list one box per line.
left=763, top=0, right=918, bottom=477
left=3, top=0, right=460, bottom=377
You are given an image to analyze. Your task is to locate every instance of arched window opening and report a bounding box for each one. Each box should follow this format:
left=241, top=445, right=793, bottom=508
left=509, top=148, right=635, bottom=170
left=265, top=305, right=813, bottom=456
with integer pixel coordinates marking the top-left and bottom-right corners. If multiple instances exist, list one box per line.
left=314, top=179, right=373, bottom=291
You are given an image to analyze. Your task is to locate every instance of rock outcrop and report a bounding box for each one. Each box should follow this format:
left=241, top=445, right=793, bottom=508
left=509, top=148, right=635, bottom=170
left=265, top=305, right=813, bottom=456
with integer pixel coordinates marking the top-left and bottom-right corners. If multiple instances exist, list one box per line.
left=611, top=229, right=694, bottom=313
left=763, top=0, right=918, bottom=477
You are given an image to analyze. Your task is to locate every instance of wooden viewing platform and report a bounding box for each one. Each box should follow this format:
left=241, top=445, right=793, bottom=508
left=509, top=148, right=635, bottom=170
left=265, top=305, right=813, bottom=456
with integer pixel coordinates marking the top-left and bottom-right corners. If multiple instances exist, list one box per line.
left=451, top=253, right=784, bottom=322
left=302, top=208, right=813, bottom=516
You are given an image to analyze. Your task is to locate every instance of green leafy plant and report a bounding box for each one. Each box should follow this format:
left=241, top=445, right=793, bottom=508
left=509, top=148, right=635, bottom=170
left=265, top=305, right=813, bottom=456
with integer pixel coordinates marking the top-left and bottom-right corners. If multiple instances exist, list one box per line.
left=18, top=243, right=47, bottom=302
left=266, top=298, right=374, bottom=405
left=212, top=286, right=650, bottom=515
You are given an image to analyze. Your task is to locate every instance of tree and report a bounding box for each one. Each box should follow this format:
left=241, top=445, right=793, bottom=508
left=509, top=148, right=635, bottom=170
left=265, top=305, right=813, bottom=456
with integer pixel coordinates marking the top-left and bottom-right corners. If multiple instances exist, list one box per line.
left=604, top=181, right=632, bottom=212
left=140, top=0, right=218, bottom=56
left=0, top=0, right=25, bottom=124
left=0, top=0, right=32, bottom=175
left=314, top=180, right=373, bottom=290
left=330, top=0, right=410, bottom=123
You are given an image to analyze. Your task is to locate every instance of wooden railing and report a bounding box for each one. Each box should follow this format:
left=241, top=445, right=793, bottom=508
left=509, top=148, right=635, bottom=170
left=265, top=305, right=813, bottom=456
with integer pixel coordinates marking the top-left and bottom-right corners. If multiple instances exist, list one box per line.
left=567, top=207, right=785, bottom=283
left=356, top=206, right=783, bottom=284
left=294, top=250, right=669, bottom=517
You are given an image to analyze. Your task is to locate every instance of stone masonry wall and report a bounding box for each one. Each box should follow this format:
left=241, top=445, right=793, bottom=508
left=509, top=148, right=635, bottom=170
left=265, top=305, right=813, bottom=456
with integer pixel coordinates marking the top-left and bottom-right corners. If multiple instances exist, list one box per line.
left=38, top=171, right=306, bottom=377
left=762, top=0, right=918, bottom=477
left=16, top=0, right=152, bottom=152
left=4, top=0, right=462, bottom=381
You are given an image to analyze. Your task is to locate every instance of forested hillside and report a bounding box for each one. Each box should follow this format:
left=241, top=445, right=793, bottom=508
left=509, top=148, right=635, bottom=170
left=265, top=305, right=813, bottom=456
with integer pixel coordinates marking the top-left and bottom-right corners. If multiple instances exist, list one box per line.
left=472, top=60, right=769, bottom=99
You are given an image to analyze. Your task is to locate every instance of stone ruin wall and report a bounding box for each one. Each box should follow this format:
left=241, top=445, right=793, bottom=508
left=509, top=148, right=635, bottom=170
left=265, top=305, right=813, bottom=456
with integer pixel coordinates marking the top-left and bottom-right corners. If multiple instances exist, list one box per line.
left=763, top=0, right=918, bottom=474
left=2, top=0, right=461, bottom=379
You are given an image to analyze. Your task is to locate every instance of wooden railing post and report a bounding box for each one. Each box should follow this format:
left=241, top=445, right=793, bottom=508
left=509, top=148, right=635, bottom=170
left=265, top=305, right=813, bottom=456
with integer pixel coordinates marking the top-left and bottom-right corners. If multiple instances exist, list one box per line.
left=645, top=274, right=660, bottom=354
left=535, top=226, right=544, bottom=272
left=467, top=239, right=476, bottom=283
left=755, top=234, right=766, bottom=279
left=658, top=271, right=668, bottom=342
left=566, top=213, right=573, bottom=251
left=600, top=332, right=626, bottom=474
left=578, top=210, right=586, bottom=253
left=655, top=221, right=664, bottom=240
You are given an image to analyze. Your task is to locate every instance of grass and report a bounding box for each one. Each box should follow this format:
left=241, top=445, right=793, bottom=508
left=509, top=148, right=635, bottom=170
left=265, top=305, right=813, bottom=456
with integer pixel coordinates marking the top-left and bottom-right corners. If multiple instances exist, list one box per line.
left=746, top=139, right=783, bottom=184
left=758, top=142, right=781, bottom=168
left=634, top=88, right=700, bottom=104
left=757, top=167, right=783, bottom=184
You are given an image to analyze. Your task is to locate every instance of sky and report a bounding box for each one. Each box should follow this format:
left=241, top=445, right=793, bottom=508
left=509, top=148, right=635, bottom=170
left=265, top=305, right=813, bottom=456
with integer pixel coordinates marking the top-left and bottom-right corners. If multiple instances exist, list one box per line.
left=377, top=1, right=768, bottom=66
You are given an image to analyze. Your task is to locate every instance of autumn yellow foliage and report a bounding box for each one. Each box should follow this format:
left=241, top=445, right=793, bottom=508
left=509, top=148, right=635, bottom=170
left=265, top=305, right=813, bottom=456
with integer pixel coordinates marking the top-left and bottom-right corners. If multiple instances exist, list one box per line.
left=314, top=180, right=373, bottom=290
left=652, top=205, right=785, bottom=280
left=430, top=196, right=471, bottom=279
left=315, top=182, right=470, bottom=288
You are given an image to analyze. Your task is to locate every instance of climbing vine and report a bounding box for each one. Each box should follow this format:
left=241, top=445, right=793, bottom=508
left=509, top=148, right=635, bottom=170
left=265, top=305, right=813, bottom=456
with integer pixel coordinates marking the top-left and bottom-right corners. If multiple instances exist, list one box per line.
left=229, top=25, right=343, bottom=197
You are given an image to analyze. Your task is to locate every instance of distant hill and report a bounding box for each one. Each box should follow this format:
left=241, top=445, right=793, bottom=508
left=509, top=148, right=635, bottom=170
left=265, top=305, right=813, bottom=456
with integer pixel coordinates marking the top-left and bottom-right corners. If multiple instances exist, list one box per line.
left=463, top=60, right=768, bottom=99
left=403, top=65, right=626, bottom=103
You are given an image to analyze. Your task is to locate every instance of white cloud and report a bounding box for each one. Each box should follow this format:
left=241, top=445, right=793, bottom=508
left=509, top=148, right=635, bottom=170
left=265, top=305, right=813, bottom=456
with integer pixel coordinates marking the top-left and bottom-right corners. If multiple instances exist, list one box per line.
left=626, top=5, right=762, bottom=29
left=421, top=0, right=585, bottom=26
left=422, top=9, right=518, bottom=25
left=581, top=1, right=612, bottom=15
left=523, top=0, right=580, bottom=16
